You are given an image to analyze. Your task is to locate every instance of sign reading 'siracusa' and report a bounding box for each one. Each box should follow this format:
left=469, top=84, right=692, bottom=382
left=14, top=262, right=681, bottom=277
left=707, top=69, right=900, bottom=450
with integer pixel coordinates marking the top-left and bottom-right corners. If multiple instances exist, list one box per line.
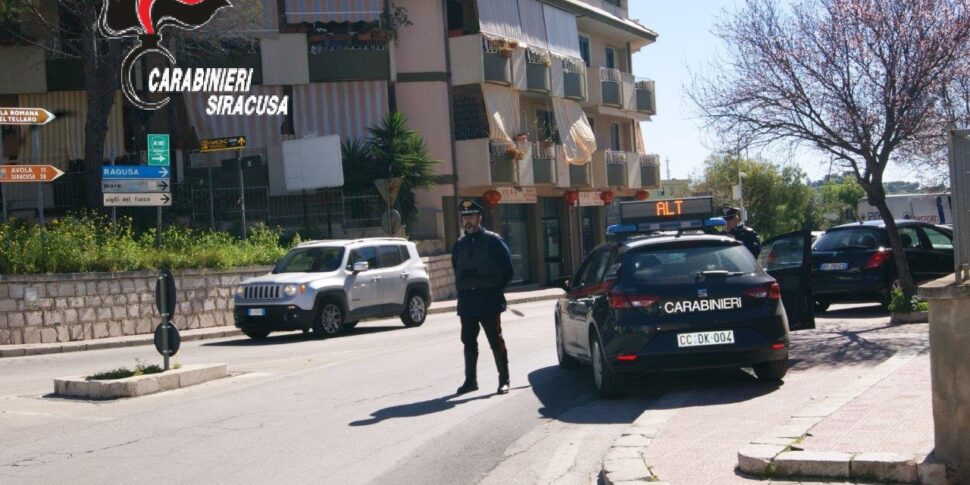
left=0, top=107, right=56, bottom=125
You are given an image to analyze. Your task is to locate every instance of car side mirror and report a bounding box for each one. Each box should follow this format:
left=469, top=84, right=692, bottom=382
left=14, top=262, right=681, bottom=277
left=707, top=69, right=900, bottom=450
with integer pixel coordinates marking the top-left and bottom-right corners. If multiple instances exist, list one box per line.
left=352, top=261, right=369, bottom=273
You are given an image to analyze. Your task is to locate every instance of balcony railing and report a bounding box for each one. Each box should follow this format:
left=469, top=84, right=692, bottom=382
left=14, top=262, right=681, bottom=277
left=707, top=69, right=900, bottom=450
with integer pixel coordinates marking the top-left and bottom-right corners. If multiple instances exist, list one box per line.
left=563, top=58, right=587, bottom=100
left=639, top=154, right=661, bottom=188
left=525, top=49, right=551, bottom=93
left=606, top=150, right=629, bottom=186
left=569, top=164, right=592, bottom=187
left=532, top=142, right=558, bottom=185
left=636, top=78, right=656, bottom=115
left=489, top=141, right=519, bottom=185
left=482, top=36, right=512, bottom=85
left=600, top=67, right=623, bottom=107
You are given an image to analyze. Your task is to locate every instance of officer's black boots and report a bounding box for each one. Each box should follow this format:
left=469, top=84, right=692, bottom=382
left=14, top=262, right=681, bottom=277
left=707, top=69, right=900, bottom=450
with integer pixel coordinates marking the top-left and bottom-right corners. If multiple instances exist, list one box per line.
left=456, top=350, right=479, bottom=395
left=494, top=349, right=510, bottom=394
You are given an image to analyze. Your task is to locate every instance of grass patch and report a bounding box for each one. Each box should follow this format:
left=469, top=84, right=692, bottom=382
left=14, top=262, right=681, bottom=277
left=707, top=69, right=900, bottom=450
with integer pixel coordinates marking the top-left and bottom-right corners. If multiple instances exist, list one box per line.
left=87, top=362, right=164, bottom=381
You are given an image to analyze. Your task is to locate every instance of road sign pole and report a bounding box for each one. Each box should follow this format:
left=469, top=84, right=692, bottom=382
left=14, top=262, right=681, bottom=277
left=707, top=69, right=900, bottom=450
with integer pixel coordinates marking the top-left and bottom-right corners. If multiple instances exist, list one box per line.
left=110, top=158, right=116, bottom=231
left=208, top=166, right=215, bottom=230
left=0, top=137, right=5, bottom=223
left=156, top=206, right=162, bottom=249
left=237, top=150, right=247, bottom=239
left=158, top=274, right=170, bottom=371
left=32, top=127, right=44, bottom=227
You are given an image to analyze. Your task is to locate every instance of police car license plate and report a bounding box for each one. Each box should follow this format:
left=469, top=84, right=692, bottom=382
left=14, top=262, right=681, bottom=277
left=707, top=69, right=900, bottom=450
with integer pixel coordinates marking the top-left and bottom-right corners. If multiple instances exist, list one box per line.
left=820, top=262, right=849, bottom=271
left=677, top=330, right=735, bottom=348
left=247, top=308, right=266, bottom=317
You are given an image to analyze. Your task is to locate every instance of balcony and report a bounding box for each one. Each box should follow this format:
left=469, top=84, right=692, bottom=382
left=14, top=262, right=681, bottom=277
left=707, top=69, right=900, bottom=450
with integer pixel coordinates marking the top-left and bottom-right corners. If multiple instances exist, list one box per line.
left=592, top=150, right=643, bottom=189
left=532, top=142, right=558, bottom=185
left=525, top=50, right=551, bottom=93
left=449, top=34, right=513, bottom=87
left=600, top=68, right=622, bottom=107
left=639, top=154, right=661, bottom=189
left=306, top=32, right=389, bottom=82
left=636, top=79, right=656, bottom=115
left=584, top=66, right=650, bottom=120
left=455, top=138, right=534, bottom=188
left=568, top=164, right=593, bottom=188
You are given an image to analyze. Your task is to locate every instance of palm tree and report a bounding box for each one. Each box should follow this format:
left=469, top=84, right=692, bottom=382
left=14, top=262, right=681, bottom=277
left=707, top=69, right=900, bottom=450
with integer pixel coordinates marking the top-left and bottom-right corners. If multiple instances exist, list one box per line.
left=366, top=112, right=440, bottom=227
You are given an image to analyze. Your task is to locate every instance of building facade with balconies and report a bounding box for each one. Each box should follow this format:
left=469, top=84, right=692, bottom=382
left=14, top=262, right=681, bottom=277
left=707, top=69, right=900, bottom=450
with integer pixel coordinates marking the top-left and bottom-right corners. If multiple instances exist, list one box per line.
left=395, top=0, right=658, bottom=284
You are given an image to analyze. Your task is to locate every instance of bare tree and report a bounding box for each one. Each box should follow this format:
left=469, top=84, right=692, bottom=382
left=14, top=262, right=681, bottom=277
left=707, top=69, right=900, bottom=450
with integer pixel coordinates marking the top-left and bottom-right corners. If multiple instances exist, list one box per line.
left=690, top=0, right=970, bottom=298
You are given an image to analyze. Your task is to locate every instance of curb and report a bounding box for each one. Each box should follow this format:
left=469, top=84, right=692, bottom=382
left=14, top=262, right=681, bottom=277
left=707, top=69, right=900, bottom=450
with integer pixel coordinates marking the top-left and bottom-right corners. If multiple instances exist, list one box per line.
left=0, top=292, right=563, bottom=358
left=54, top=363, right=229, bottom=400
left=736, top=351, right=952, bottom=484
left=599, top=393, right=690, bottom=484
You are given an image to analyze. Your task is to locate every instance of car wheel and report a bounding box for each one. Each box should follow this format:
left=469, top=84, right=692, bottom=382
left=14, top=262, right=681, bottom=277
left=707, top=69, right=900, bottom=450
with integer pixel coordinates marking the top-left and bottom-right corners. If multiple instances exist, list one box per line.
left=592, top=336, right=625, bottom=398
left=314, top=300, right=344, bottom=338
left=242, top=329, right=270, bottom=340
left=556, top=318, right=580, bottom=369
left=401, top=291, right=428, bottom=327
left=753, top=359, right=789, bottom=381
left=343, top=321, right=359, bottom=330
left=813, top=300, right=830, bottom=313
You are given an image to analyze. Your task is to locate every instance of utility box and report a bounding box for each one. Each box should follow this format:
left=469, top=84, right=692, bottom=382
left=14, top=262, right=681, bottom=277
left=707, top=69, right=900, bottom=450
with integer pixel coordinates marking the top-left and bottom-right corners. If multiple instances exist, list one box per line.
left=950, top=129, right=970, bottom=281
left=282, top=134, right=344, bottom=192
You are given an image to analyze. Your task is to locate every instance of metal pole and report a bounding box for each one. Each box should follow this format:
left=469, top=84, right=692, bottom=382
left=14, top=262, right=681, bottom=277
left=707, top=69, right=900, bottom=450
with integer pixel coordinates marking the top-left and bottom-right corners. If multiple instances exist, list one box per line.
left=301, top=188, right=309, bottom=232
left=33, top=127, right=43, bottom=226
left=738, top=166, right=746, bottom=222
left=237, top=150, right=247, bottom=239
left=207, top=165, right=215, bottom=230
left=111, top=157, right=116, bottom=230
left=156, top=206, right=162, bottom=249
left=159, top=274, right=170, bottom=371
left=0, top=133, right=6, bottom=223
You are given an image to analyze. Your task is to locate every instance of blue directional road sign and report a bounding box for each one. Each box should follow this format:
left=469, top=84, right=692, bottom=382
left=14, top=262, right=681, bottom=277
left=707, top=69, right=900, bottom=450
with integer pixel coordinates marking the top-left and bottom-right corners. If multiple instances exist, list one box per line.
left=102, top=165, right=170, bottom=180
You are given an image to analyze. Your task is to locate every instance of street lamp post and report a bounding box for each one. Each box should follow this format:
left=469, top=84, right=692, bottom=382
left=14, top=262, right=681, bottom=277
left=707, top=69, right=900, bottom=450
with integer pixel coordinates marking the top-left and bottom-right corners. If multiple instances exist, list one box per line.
left=738, top=170, right=747, bottom=221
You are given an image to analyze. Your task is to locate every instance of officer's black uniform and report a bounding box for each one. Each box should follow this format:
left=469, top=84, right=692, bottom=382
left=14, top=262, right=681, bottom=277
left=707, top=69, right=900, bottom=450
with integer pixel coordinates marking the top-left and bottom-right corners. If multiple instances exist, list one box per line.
left=452, top=200, right=514, bottom=395
left=721, top=206, right=762, bottom=258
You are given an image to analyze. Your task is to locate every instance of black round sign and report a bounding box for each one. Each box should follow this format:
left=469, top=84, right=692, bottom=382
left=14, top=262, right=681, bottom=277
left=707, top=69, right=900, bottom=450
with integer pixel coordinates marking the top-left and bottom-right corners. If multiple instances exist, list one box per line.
left=154, top=322, right=181, bottom=357
left=155, top=269, right=177, bottom=317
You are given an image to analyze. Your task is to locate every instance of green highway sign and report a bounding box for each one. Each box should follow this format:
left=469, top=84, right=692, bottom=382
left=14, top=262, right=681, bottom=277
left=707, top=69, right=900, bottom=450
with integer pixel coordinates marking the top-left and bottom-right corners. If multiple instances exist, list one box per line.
left=148, top=134, right=170, bottom=167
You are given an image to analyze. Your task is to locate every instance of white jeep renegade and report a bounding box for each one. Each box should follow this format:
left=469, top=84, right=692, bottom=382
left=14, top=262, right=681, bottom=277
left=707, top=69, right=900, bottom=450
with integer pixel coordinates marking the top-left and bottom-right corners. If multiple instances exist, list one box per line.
left=233, top=238, right=431, bottom=340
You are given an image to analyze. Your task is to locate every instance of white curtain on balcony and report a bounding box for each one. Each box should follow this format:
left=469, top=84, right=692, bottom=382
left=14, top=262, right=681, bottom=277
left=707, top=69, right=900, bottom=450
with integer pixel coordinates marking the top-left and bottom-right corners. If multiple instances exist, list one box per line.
left=476, top=0, right=526, bottom=45
left=284, top=0, right=382, bottom=23
left=16, top=91, right=125, bottom=167
left=552, top=97, right=596, bottom=165
left=543, top=4, right=582, bottom=60
left=634, top=122, right=646, bottom=154
left=517, top=0, right=547, bottom=50
left=183, top=86, right=286, bottom=150
left=482, top=84, right=521, bottom=142
left=291, top=81, right=389, bottom=141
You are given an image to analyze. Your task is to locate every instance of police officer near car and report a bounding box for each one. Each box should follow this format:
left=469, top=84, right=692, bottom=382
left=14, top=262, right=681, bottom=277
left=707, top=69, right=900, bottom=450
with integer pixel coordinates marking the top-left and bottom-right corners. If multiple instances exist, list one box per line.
left=721, top=206, right=762, bottom=258
left=452, top=199, right=515, bottom=395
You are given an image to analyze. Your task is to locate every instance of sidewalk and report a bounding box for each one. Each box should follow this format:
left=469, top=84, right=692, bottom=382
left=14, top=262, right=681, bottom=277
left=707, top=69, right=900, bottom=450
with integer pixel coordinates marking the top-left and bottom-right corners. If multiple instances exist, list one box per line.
left=0, top=287, right=564, bottom=359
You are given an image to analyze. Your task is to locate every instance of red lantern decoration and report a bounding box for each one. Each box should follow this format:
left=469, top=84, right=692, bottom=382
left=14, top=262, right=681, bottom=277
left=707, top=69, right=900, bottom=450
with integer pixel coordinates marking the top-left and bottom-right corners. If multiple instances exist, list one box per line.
left=563, top=189, right=580, bottom=205
left=483, top=189, right=502, bottom=208
left=635, top=190, right=650, bottom=201
left=599, top=190, right=616, bottom=205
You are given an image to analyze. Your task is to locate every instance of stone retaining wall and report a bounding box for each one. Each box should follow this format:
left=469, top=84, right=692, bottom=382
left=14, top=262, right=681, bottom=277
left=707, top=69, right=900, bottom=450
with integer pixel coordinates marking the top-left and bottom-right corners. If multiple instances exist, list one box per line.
left=0, top=255, right=457, bottom=346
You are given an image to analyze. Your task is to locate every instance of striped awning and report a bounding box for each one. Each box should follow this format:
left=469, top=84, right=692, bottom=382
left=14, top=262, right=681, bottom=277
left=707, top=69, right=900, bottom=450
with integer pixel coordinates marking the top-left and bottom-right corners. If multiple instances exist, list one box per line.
left=183, top=86, right=287, bottom=150
left=292, top=81, right=389, bottom=141
left=544, top=4, right=582, bottom=61
left=259, top=0, right=279, bottom=33
left=16, top=90, right=125, bottom=168
left=284, top=0, right=382, bottom=23
left=552, top=97, right=596, bottom=165
left=482, top=83, right=521, bottom=143
left=476, top=0, right=527, bottom=45
left=518, top=0, right=547, bottom=51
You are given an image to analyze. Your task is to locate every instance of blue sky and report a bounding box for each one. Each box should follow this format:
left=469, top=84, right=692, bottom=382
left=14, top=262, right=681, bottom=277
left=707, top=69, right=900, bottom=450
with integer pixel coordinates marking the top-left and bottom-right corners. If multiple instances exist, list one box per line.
left=629, top=1, right=919, bottom=184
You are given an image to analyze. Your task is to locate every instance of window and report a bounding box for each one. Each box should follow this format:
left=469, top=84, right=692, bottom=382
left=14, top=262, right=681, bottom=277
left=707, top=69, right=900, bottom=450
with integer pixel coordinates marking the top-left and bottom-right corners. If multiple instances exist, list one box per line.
left=814, top=228, right=886, bottom=251
left=605, top=47, right=616, bottom=69
left=273, top=247, right=345, bottom=274
left=399, top=245, right=411, bottom=263
left=575, top=247, right=612, bottom=288
left=535, top=109, right=560, bottom=143
left=759, top=236, right=805, bottom=271
left=898, top=227, right=924, bottom=249
left=348, top=246, right=379, bottom=270
left=922, top=226, right=953, bottom=250
left=610, top=123, right=621, bottom=151
left=579, top=36, right=590, bottom=67
left=624, top=244, right=758, bottom=285
left=604, top=0, right=622, bottom=6
left=378, top=245, right=404, bottom=268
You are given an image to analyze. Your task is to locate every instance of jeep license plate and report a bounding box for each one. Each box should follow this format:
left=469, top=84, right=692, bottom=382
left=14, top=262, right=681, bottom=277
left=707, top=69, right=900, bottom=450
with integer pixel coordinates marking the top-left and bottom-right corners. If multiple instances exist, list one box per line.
left=247, top=308, right=266, bottom=317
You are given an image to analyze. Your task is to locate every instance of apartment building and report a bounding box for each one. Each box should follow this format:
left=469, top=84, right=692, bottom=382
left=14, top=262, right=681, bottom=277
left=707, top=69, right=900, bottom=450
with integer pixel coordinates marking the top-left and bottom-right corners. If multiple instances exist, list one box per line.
left=0, top=0, right=658, bottom=285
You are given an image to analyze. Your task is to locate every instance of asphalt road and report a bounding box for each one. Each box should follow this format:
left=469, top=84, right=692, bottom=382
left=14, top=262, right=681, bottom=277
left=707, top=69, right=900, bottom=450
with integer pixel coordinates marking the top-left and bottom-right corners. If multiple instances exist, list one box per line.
left=0, top=301, right=926, bottom=485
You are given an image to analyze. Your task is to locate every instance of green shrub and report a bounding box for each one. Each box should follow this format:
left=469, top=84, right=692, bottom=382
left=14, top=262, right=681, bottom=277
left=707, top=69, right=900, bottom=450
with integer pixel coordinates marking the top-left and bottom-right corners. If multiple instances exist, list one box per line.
left=0, top=213, right=291, bottom=275
left=87, top=362, right=164, bottom=380
left=887, top=288, right=929, bottom=313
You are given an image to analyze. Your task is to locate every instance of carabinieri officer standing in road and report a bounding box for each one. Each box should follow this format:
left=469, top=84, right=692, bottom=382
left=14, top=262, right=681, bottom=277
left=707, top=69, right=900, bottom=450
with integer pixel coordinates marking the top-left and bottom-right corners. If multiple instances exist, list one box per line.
left=721, top=206, right=762, bottom=258
left=452, top=199, right=515, bottom=395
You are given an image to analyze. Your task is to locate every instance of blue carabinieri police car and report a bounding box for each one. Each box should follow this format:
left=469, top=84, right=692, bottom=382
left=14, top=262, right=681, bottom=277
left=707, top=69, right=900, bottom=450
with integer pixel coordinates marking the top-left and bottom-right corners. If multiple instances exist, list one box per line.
left=554, top=196, right=795, bottom=398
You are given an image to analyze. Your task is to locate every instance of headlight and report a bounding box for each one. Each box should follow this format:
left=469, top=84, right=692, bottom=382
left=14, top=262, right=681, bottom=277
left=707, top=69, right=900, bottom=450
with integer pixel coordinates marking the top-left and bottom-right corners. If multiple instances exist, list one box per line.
left=283, top=284, right=298, bottom=297
left=235, top=287, right=245, bottom=297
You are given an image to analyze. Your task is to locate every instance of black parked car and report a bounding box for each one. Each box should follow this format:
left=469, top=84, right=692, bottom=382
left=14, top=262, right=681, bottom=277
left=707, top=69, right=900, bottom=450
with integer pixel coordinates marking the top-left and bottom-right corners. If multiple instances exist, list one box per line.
left=555, top=233, right=794, bottom=398
left=807, top=220, right=954, bottom=311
